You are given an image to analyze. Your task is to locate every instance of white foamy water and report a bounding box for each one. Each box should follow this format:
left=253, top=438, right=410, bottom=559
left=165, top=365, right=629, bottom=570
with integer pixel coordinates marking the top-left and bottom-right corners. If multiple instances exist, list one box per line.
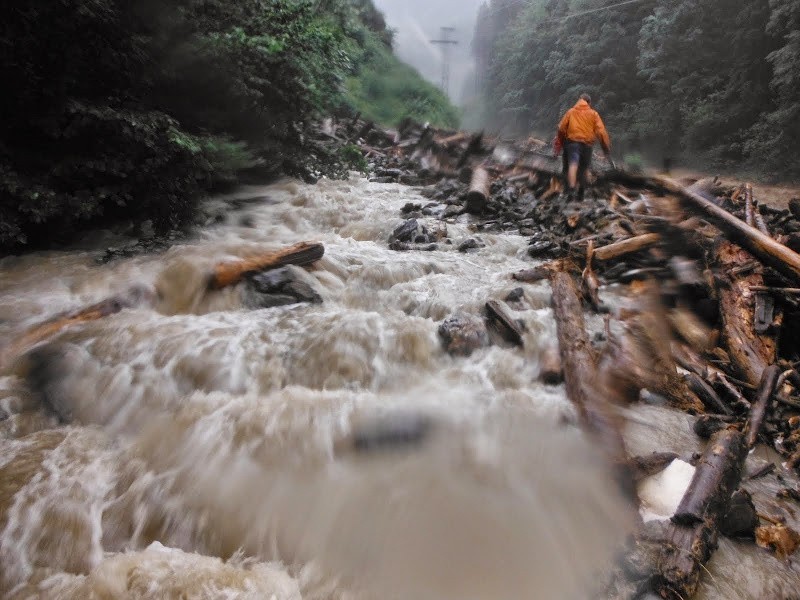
left=0, top=175, right=797, bottom=599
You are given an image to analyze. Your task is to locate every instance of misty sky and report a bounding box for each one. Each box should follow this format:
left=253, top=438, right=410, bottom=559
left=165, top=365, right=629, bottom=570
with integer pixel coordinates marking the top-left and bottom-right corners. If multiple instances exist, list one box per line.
left=372, top=0, right=486, bottom=105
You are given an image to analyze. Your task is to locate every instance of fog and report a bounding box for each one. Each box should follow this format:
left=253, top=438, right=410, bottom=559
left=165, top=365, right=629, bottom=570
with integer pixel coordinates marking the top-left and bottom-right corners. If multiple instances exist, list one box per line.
left=372, top=0, right=485, bottom=105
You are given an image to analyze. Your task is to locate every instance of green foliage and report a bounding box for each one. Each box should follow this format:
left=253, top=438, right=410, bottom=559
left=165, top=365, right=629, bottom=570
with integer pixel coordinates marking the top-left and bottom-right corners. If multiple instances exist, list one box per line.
left=344, top=36, right=460, bottom=128
left=1, top=0, right=450, bottom=250
left=473, top=0, right=800, bottom=180
left=339, top=144, right=369, bottom=172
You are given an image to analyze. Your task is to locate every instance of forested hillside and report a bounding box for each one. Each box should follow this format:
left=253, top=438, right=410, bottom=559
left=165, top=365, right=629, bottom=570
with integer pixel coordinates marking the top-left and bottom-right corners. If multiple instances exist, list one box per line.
left=471, top=0, right=799, bottom=179
left=1, top=0, right=456, bottom=251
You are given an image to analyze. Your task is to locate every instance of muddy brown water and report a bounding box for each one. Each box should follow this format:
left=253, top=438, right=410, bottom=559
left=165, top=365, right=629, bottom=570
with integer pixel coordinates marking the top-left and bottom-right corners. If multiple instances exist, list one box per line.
left=0, top=175, right=798, bottom=599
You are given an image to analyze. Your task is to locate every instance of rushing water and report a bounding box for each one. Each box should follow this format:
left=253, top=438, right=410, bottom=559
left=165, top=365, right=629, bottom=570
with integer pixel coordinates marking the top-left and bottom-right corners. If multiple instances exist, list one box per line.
left=0, top=175, right=798, bottom=599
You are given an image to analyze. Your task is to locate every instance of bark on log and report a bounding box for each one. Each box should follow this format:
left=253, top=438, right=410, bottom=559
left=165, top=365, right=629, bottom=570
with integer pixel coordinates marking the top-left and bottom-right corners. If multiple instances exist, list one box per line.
left=209, top=242, right=325, bottom=290
left=672, top=429, right=748, bottom=526
left=714, top=241, right=779, bottom=387
left=745, top=364, right=780, bottom=448
left=593, top=233, right=661, bottom=262
left=485, top=299, right=525, bottom=346
left=550, top=269, right=631, bottom=486
left=0, top=286, right=154, bottom=368
left=464, top=167, right=491, bottom=214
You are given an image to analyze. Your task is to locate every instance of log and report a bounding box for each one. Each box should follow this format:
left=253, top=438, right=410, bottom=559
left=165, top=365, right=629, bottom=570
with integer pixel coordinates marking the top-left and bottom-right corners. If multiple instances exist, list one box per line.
left=639, top=429, right=748, bottom=598
left=661, top=176, right=800, bottom=284
left=209, top=242, right=325, bottom=290
left=0, top=285, right=154, bottom=368
left=593, top=233, right=661, bottom=262
left=464, top=167, right=491, bottom=214
left=672, top=429, right=748, bottom=526
left=550, top=269, right=631, bottom=487
left=714, top=241, right=778, bottom=387
left=684, top=372, right=732, bottom=416
left=485, top=299, right=525, bottom=346
left=744, top=364, right=780, bottom=448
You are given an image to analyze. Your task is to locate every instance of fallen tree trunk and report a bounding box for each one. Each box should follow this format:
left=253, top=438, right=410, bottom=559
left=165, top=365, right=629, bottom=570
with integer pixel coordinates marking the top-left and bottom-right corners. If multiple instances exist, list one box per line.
left=209, top=241, right=325, bottom=290
left=464, top=167, right=491, bottom=214
left=593, top=233, right=661, bottom=262
left=550, top=268, right=631, bottom=493
left=714, top=241, right=779, bottom=387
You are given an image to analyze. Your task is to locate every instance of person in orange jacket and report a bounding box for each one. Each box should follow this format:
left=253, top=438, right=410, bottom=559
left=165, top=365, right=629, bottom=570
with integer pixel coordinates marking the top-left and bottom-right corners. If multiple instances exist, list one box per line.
left=553, top=93, right=613, bottom=201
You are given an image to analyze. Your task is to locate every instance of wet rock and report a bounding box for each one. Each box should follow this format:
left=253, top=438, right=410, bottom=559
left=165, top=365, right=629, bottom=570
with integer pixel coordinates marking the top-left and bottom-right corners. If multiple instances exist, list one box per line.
left=458, top=238, right=484, bottom=253
left=720, top=489, right=758, bottom=539
left=443, top=205, right=463, bottom=219
left=420, top=243, right=438, bottom=252
left=245, top=266, right=322, bottom=308
left=390, top=218, right=419, bottom=243
left=401, top=202, right=422, bottom=214
left=438, top=314, right=491, bottom=357
left=375, top=167, right=402, bottom=179
left=421, top=202, right=441, bottom=216
left=369, top=176, right=396, bottom=184
left=351, top=412, right=434, bottom=453
left=399, top=173, right=420, bottom=185
left=414, top=234, right=430, bottom=244
left=527, top=240, right=556, bottom=258
left=25, top=344, right=81, bottom=422
left=505, top=287, right=525, bottom=302
left=389, top=240, right=411, bottom=252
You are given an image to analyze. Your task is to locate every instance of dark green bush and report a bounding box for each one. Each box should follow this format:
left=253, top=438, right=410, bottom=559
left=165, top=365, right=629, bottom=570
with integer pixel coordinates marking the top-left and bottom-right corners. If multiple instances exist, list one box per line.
left=0, top=0, right=458, bottom=251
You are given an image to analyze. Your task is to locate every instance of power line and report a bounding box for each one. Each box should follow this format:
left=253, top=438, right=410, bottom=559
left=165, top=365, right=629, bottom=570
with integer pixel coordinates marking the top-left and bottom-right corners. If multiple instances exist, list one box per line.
left=485, top=0, right=651, bottom=21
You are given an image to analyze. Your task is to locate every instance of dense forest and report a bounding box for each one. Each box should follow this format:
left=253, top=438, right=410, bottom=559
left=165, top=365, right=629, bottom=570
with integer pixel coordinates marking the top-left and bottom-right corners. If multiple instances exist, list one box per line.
left=0, top=0, right=457, bottom=251
left=471, top=0, right=800, bottom=179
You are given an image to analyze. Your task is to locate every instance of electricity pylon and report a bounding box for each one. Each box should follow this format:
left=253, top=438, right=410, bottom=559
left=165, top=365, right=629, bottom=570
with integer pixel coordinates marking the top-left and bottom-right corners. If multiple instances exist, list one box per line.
left=430, top=27, right=458, bottom=97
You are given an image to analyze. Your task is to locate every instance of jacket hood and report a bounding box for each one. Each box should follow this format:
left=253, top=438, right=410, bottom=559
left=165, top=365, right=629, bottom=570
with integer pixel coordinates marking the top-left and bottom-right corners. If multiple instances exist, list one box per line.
left=573, top=99, right=591, bottom=110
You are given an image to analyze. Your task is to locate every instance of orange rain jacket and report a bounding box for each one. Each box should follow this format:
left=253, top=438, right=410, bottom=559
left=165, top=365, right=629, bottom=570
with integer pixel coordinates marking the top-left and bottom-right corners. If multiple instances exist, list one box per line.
left=553, top=99, right=611, bottom=155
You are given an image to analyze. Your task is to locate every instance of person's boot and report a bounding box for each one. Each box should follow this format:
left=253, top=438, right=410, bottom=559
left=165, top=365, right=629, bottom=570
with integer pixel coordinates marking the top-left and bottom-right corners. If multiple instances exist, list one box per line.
left=565, top=188, right=576, bottom=203
left=577, top=187, right=585, bottom=203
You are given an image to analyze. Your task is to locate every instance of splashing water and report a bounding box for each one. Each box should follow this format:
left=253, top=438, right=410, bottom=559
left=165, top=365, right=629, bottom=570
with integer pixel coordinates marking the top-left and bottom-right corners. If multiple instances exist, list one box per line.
left=0, top=175, right=796, bottom=598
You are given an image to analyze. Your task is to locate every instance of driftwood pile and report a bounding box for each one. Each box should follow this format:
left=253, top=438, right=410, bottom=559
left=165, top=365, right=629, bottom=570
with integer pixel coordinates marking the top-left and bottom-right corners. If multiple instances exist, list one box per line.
left=334, top=116, right=800, bottom=598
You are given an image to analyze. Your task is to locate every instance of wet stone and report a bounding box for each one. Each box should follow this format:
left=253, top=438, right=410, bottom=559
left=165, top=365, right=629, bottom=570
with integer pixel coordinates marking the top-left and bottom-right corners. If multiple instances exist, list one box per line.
left=438, top=314, right=491, bottom=357
left=720, top=489, right=758, bottom=539
left=245, top=267, right=322, bottom=308
left=443, top=205, right=462, bottom=219
left=401, top=202, right=422, bottom=214
left=458, top=238, right=484, bottom=253
left=390, top=218, right=419, bottom=243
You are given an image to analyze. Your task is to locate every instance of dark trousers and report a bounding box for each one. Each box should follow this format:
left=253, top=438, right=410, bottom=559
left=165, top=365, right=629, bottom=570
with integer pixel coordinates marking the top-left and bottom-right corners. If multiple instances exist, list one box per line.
left=562, top=141, right=593, bottom=199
